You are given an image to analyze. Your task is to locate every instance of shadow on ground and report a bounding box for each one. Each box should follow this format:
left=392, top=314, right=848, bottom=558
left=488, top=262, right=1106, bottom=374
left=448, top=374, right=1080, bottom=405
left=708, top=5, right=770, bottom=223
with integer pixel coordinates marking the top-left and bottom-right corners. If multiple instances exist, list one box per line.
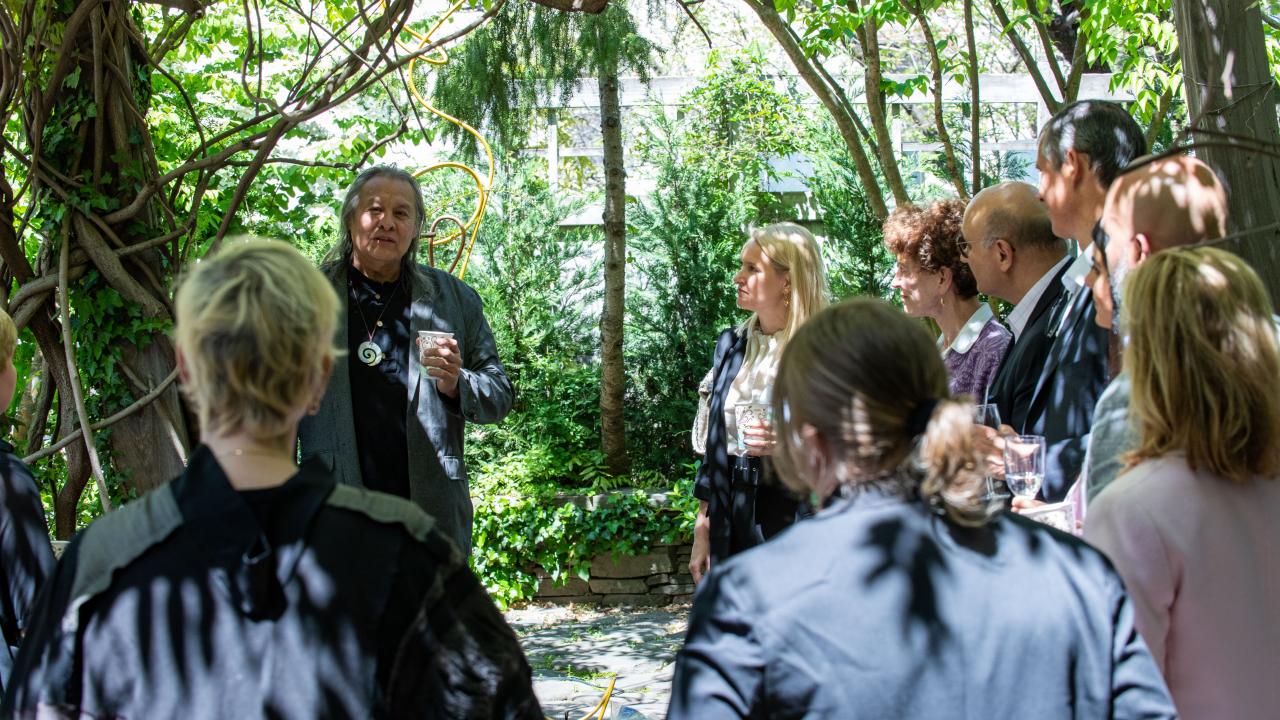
left=506, top=603, right=691, bottom=720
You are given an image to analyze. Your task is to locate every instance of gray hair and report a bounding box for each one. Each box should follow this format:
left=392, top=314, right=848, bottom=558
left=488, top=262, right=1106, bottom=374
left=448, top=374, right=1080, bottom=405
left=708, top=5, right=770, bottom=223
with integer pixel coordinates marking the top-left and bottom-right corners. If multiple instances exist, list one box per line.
left=1039, top=100, right=1147, bottom=188
left=326, top=166, right=427, bottom=274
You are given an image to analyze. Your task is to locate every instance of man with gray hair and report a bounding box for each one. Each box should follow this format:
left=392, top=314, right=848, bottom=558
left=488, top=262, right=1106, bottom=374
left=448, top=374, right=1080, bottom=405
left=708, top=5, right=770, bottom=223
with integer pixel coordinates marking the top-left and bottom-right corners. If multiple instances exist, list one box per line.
left=1013, top=100, right=1144, bottom=499
left=962, top=182, right=1069, bottom=444
left=299, top=166, right=513, bottom=555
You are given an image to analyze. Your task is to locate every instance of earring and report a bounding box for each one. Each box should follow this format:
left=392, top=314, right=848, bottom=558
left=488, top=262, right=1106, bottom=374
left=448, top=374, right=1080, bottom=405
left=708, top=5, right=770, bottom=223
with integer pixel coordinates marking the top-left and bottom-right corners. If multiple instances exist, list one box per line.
left=307, top=399, right=321, bottom=416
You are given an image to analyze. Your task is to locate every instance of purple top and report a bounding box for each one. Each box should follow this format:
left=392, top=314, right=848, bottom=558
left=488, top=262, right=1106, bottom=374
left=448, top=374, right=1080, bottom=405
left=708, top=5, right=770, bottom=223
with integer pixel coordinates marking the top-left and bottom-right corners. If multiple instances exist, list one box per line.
left=942, top=313, right=1012, bottom=400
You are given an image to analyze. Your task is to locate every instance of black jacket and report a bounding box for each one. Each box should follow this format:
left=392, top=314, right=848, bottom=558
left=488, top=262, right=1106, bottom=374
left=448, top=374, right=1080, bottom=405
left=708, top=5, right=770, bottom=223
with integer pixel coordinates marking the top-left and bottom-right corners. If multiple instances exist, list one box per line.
left=1024, top=284, right=1110, bottom=501
left=989, top=264, right=1109, bottom=502
left=0, top=441, right=54, bottom=695
left=987, top=263, right=1071, bottom=434
left=4, top=446, right=540, bottom=719
left=694, top=327, right=748, bottom=562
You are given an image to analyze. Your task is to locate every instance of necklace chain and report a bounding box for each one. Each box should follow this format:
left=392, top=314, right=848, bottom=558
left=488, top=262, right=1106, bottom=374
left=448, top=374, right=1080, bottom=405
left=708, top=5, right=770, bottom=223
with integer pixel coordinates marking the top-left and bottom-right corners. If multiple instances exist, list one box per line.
left=351, top=278, right=401, bottom=342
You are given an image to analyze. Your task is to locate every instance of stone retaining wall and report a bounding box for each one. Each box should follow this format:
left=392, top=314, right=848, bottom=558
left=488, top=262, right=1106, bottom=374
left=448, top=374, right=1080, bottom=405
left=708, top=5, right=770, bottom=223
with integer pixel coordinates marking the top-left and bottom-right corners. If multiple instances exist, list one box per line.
left=533, top=540, right=695, bottom=606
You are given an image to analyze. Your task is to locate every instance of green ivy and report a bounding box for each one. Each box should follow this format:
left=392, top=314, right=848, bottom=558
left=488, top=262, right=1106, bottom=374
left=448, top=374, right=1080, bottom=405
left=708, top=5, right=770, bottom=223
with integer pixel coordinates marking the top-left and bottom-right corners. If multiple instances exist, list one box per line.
left=470, top=479, right=699, bottom=608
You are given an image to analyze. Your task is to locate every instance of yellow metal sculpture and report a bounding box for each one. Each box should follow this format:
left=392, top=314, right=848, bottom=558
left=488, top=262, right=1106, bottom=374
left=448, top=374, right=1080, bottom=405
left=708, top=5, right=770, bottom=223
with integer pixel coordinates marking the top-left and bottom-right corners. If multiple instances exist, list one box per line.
left=394, top=9, right=620, bottom=719
left=394, top=0, right=496, bottom=279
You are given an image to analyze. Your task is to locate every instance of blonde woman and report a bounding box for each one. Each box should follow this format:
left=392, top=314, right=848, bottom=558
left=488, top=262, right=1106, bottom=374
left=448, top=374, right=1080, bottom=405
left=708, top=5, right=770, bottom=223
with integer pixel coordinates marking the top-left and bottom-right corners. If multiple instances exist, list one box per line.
left=690, top=223, right=828, bottom=583
left=4, top=240, right=540, bottom=719
left=1085, top=247, right=1280, bottom=720
left=670, top=299, right=1175, bottom=718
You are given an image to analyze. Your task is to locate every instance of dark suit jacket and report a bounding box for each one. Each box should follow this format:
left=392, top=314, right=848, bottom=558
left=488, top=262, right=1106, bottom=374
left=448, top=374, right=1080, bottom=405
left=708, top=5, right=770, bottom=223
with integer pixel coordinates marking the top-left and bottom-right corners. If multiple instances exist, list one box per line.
left=987, top=263, right=1071, bottom=434
left=669, top=490, right=1176, bottom=719
left=1024, top=284, right=1109, bottom=501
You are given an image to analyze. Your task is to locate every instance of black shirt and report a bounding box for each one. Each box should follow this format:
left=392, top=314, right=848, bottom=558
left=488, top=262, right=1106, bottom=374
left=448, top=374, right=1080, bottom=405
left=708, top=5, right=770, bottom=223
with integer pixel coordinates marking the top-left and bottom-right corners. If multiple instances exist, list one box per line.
left=3, top=446, right=542, bottom=719
left=0, top=440, right=54, bottom=694
left=347, top=266, right=412, bottom=499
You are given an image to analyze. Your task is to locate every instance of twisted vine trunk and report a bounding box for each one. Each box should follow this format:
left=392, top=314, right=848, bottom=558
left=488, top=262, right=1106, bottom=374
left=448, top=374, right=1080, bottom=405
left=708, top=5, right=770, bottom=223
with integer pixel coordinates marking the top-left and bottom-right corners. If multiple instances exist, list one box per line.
left=0, top=0, right=192, bottom=534
left=598, top=48, right=628, bottom=476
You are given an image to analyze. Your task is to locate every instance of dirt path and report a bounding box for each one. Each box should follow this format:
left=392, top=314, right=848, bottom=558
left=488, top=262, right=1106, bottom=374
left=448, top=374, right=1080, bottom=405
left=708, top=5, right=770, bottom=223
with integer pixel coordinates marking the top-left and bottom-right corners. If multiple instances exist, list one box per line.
left=506, top=602, right=691, bottom=719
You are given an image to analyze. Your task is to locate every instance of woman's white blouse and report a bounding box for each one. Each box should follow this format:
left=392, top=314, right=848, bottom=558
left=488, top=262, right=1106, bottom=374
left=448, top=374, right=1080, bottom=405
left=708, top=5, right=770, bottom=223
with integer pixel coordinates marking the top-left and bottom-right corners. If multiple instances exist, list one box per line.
left=723, top=320, right=783, bottom=457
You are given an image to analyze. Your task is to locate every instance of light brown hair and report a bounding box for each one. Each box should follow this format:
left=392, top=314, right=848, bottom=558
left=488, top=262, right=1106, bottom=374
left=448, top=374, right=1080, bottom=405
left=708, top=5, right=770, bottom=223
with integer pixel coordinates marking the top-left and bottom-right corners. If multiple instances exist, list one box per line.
left=175, top=238, right=340, bottom=443
left=0, top=308, right=15, bottom=373
left=1123, top=247, right=1280, bottom=482
left=772, top=298, right=995, bottom=525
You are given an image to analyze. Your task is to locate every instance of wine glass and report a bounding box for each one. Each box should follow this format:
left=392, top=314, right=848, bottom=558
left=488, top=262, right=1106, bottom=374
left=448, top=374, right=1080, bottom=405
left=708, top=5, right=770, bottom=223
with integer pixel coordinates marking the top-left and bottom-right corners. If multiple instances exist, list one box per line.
left=972, top=404, right=1002, bottom=498
left=1003, top=434, right=1046, bottom=499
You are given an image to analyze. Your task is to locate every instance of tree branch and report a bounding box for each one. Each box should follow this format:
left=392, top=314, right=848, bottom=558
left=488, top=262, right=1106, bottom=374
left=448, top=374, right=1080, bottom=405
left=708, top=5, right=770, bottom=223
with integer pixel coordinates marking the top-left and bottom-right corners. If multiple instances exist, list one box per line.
left=988, top=0, right=1061, bottom=112
left=909, top=1, right=968, bottom=197
left=57, top=220, right=111, bottom=512
left=966, top=0, right=982, bottom=192
left=24, top=367, right=180, bottom=465
left=1027, top=0, right=1067, bottom=93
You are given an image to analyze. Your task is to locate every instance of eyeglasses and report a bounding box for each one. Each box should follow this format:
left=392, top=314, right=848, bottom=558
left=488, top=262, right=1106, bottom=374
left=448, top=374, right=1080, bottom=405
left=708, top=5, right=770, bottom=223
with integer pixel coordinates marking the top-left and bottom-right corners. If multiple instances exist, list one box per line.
left=960, top=237, right=1009, bottom=258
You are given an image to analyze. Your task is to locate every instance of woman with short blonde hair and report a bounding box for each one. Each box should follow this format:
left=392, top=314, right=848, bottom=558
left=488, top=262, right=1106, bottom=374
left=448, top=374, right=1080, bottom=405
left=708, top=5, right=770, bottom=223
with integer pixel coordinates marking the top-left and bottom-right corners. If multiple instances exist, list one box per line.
left=5, top=239, right=541, bottom=719
left=175, top=238, right=340, bottom=443
left=670, top=299, right=1175, bottom=718
left=690, top=222, right=829, bottom=581
left=1086, top=247, right=1280, bottom=719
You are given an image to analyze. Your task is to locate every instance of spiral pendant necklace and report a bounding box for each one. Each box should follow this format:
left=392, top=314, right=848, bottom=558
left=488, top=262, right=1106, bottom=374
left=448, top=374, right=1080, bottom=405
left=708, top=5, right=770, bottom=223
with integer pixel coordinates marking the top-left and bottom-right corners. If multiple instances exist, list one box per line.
left=352, top=279, right=400, bottom=367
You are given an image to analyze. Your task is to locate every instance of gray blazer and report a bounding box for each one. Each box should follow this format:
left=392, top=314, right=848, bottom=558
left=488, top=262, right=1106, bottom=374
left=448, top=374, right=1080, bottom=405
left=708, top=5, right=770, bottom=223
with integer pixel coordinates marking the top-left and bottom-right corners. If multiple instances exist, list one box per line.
left=298, top=261, right=513, bottom=554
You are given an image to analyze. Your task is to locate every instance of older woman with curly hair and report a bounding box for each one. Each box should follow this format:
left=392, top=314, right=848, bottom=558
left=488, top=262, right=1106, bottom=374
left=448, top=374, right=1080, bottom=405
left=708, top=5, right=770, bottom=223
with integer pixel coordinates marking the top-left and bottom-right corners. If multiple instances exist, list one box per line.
left=885, top=199, right=1011, bottom=399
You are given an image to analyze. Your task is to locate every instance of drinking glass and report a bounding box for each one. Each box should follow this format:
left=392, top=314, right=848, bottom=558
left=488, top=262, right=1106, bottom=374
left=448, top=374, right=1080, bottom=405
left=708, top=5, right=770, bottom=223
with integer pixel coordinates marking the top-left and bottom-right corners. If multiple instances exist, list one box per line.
left=972, top=404, right=1002, bottom=497
left=735, top=402, right=772, bottom=455
left=972, top=403, right=1001, bottom=430
left=1003, top=434, right=1046, bottom=499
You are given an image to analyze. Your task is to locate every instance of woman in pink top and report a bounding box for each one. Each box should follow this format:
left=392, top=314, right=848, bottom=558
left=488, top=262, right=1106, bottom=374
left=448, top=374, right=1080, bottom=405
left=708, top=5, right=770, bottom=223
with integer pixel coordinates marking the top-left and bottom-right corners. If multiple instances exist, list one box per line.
left=1085, top=247, right=1280, bottom=720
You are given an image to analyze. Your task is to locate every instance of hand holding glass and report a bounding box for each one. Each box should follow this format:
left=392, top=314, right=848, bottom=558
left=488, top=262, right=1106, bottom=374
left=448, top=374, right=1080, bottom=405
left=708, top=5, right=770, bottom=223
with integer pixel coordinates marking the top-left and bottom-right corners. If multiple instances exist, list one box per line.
left=735, top=402, right=773, bottom=456
left=1003, top=435, right=1046, bottom=499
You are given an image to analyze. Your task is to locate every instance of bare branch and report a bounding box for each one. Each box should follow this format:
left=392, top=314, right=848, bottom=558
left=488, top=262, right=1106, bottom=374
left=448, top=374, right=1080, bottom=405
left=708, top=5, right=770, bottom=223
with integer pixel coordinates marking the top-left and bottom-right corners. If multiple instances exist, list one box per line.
left=526, top=0, right=608, bottom=13
left=1026, top=0, right=1067, bottom=94
left=907, top=1, right=968, bottom=198
left=674, top=0, right=712, bottom=47
left=988, top=0, right=1061, bottom=112
left=965, top=0, right=982, bottom=192
left=57, top=220, right=112, bottom=512
left=24, top=367, right=181, bottom=465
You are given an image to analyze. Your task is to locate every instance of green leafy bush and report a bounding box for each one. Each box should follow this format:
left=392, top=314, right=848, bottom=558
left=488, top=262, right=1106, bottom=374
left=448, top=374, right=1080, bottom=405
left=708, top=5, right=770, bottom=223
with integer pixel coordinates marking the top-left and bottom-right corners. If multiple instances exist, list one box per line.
left=471, top=478, right=699, bottom=608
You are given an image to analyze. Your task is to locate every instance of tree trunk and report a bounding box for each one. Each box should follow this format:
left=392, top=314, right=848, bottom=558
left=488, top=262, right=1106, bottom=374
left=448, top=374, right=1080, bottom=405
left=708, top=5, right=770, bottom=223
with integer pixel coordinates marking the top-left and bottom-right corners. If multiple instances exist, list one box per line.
left=1175, top=0, right=1280, bottom=305
left=59, top=2, right=191, bottom=495
left=910, top=2, right=967, bottom=198
left=741, top=0, right=888, bottom=219
left=598, top=52, right=628, bottom=475
left=857, top=11, right=911, bottom=207
left=965, top=0, right=982, bottom=192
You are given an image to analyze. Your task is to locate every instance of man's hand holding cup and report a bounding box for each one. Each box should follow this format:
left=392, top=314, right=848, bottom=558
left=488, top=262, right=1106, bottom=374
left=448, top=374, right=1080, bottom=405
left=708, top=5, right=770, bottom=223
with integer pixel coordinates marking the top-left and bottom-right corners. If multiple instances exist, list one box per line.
left=418, top=331, right=461, bottom=398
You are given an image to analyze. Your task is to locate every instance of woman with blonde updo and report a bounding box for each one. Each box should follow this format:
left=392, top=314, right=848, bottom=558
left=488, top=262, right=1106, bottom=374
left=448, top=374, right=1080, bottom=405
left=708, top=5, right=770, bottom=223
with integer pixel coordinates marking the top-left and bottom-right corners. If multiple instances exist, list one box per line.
left=4, top=239, right=540, bottom=719
left=1086, top=247, right=1280, bottom=719
left=690, top=222, right=828, bottom=583
left=670, top=299, right=1175, bottom=719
